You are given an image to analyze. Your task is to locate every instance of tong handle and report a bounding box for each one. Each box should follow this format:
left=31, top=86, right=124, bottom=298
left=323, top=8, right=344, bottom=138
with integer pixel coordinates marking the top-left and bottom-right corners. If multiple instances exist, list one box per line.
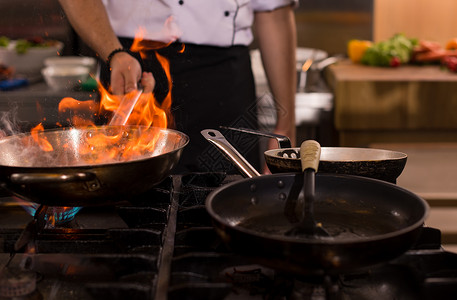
left=219, top=126, right=291, bottom=148
left=300, top=140, right=321, bottom=172
left=109, top=89, right=143, bottom=126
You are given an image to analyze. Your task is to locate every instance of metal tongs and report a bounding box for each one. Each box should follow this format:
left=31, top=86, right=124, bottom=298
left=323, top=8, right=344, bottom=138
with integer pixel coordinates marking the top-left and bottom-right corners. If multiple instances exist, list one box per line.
left=219, top=126, right=292, bottom=148
left=109, top=89, right=143, bottom=126
left=285, top=140, right=330, bottom=238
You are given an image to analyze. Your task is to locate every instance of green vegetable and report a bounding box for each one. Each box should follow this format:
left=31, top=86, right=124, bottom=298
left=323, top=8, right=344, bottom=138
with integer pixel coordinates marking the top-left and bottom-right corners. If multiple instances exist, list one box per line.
left=0, top=36, right=10, bottom=47
left=0, top=37, right=50, bottom=54
left=15, top=39, right=33, bottom=54
left=361, top=34, right=418, bottom=67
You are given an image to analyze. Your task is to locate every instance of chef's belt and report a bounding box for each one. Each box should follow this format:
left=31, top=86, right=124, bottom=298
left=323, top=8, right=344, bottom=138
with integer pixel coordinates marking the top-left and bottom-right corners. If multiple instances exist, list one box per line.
left=100, top=39, right=261, bottom=174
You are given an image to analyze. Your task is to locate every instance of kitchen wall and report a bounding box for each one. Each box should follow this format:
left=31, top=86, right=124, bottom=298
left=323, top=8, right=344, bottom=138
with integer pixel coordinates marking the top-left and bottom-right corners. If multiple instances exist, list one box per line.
left=374, top=0, right=457, bottom=46
left=295, top=0, right=373, bottom=55
left=0, top=0, right=373, bottom=57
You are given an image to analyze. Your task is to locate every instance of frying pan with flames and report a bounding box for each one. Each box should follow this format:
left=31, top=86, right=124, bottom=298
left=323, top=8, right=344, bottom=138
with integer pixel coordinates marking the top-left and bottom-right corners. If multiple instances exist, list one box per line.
left=0, top=126, right=188, bottom=206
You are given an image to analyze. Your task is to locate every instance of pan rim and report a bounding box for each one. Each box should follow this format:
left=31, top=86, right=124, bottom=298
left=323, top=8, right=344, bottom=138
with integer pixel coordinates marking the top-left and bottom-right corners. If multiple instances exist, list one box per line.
left=0, top=125, right=189, bottom=169
left=265, top=147, right=408, bottom=162
left=206, top=173, right=429, bottom=245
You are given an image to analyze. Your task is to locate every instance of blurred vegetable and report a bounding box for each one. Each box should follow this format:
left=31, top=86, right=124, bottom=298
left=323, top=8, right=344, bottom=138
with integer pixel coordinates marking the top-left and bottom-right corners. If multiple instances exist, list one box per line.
left=0, top=36, right=53, bottom=54
left=389, top=57, right=401, bottom=67
left=15, top=39, right=33, bottom=54
left=442, top=56, right=457, bottom=72
left=15, top=38, right=51, bottom=54
left=412, top=40, right=457, bottom=63
left=445, top=38, right=457, bottom=50
left=361, top=34, right=418, bottom=67
left=0, top=64, right=13, bottom=81
left=0, top=36, right=9, bottom=47
left=347, top=39, right=373, bottom=63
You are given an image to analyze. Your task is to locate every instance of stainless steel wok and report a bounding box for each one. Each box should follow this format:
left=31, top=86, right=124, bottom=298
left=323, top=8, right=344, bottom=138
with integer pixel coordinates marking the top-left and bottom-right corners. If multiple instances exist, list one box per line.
left=0, top=126, right=188, bottom=206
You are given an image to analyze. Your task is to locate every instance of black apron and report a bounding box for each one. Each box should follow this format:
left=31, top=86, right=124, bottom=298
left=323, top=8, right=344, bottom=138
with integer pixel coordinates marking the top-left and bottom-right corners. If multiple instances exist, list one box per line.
left=101, top=40, right=261, bottom=174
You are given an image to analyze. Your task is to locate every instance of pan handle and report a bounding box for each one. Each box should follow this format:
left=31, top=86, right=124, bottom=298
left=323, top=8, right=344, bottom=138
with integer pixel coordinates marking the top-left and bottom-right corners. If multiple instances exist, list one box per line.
left=10, top=172, right=97, bottom=184
left=201, top=129, right=260, bottom=178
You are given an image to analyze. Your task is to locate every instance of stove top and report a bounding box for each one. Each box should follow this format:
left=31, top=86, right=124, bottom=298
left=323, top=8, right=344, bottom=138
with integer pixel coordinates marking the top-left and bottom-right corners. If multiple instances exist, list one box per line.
left=0, top=173, right=457, bottom=300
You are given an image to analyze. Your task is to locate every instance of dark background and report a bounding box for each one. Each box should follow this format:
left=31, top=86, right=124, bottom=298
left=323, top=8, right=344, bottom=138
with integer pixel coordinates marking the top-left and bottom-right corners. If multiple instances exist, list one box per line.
left=0, top=0, right=373, bottom=56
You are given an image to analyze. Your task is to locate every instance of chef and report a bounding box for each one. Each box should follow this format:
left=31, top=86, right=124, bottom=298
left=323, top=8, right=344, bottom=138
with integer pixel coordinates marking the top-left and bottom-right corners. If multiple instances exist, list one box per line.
left=58, top=0, right=297, bottom=173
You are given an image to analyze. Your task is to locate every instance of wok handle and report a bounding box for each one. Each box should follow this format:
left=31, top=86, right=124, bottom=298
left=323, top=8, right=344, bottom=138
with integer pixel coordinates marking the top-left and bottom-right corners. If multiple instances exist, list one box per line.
left=10, top=172, right=97, bottom=184
left=201, top=129, right=260, bottom=178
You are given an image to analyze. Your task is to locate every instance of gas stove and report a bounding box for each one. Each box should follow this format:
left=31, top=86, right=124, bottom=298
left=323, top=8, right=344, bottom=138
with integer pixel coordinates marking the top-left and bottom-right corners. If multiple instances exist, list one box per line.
left=0, top=172, right=457, bottom=300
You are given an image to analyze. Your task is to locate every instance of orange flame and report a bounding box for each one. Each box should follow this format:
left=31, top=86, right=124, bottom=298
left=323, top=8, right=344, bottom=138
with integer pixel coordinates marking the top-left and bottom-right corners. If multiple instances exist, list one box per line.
left=130, top=26, right=174, bottom=58
left=31, top=123, right=53, bottom=151
left=58, top=97, right=99, bottom=127
left=27, top=29, right=178, bottom=164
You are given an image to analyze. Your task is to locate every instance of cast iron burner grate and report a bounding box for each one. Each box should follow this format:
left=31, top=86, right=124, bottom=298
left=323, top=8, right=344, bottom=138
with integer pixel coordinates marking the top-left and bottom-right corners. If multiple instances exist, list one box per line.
left=0, top=175, right=175, bottom=299
left=0, top=173, right=457, bottom=300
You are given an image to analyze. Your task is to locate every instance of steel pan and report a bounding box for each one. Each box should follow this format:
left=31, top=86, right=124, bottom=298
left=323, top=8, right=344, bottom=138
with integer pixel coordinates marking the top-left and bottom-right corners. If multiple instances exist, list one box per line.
left=0, top=126, right=188, bottom=206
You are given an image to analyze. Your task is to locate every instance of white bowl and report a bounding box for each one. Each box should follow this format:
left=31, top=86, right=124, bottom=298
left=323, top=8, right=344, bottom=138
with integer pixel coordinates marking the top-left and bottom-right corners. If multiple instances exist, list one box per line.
left=295, top=92, right=333, bottom=111
left=295, top=93, right=334, bottom=125
left=0, top=40, right=64, bottom=76
left=44, top=56, right=97, bottom=73
left=41, top=65, right=90, bottom=91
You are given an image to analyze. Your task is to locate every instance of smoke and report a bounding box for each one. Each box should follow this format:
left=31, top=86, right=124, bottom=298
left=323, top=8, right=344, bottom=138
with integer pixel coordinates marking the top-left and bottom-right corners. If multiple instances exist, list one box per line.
left=0, top=104, right=27, bottom=138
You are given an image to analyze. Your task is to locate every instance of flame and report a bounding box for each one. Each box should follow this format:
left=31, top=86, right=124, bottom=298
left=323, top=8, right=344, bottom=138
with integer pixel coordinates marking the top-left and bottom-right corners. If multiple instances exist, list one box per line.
left=130, top=26, right=176, bottom=58
left=31, top=123, right=53, bottom=152
left=26, top=243, right=36, bottom=254
left=48, top=214, right=56, bottom=227
left=58, top=97, right=99, bottom=127
left=26, top=28, right=177, bottom=164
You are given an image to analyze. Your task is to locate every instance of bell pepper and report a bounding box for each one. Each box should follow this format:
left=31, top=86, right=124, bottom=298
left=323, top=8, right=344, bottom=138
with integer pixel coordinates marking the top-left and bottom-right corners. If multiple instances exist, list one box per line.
left=347, top=39, right=373, bottom=63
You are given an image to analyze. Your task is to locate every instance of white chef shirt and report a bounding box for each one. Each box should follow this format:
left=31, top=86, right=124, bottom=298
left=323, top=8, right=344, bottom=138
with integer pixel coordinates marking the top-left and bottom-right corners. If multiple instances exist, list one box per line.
left=101, top=0, right=298, bottom=47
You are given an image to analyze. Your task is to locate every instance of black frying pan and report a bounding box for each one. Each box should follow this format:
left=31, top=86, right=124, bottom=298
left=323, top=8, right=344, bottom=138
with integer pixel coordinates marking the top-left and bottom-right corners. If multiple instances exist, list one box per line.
left=221, top=127, right=407, bottom=183
left=265, top=147, right=407, bottom=183
left=202, top=129, right=429, bottom=275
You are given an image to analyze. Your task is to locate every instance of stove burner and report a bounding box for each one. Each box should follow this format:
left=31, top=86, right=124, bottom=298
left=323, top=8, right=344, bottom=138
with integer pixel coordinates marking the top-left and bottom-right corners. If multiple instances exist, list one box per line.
left=0, top=267, right=41, bottom=299
left=14, top=197, right=81, bottom=226
left=43, top=207, right=82, bottom=225
left=1, top=173, right=457, bottom=300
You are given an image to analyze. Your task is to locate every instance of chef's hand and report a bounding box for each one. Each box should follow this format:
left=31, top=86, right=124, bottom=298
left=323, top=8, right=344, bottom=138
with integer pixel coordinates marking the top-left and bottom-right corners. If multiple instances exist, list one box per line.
left=109, top=52, right=155, bottom=95
left=140, top=71, right=155, bottom=94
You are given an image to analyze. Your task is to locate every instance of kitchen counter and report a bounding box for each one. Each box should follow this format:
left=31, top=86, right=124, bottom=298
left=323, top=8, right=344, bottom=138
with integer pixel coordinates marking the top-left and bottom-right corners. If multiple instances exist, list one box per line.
left=0, top=81, right=98, bottom=130
left=372, top=142, right=457, bottom=253
left=326, top=60, right=457, bottom=147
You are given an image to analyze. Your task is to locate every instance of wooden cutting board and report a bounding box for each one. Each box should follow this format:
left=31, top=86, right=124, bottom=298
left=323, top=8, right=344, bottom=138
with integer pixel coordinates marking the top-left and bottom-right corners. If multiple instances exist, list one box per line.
left=325, top=60, right=457, bottom=146
left=328, top=60, right=457, bottom=82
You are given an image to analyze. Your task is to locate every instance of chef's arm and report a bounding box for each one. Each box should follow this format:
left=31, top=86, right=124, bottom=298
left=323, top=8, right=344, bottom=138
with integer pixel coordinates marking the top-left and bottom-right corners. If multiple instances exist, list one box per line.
left=254, top=5, right=297, bottom=147
left=58, top=0, right=150, bottom=95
